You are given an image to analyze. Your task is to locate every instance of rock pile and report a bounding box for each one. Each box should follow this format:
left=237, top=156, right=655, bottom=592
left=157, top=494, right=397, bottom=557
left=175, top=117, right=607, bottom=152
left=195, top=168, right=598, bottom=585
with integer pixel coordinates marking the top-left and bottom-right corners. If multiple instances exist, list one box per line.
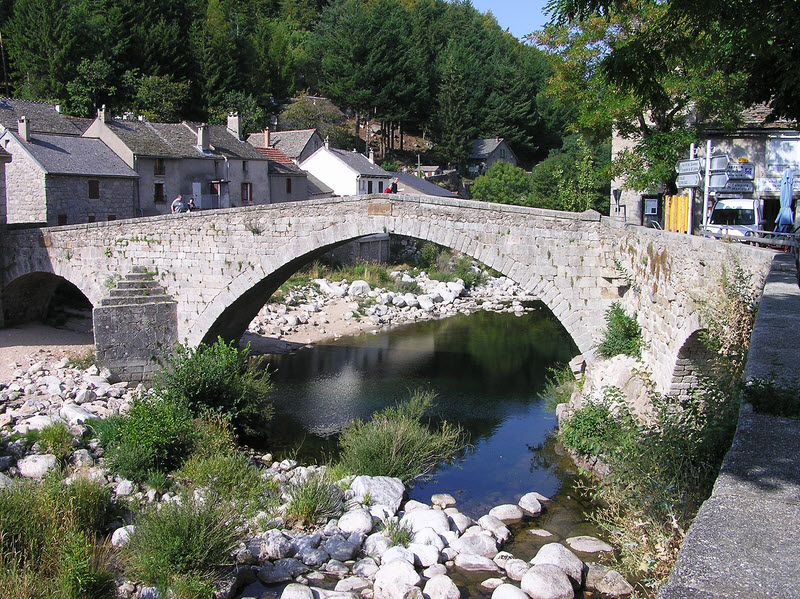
left=247, top=274, right=533, bottom=340
left=228, top=478, right=633, bottom=599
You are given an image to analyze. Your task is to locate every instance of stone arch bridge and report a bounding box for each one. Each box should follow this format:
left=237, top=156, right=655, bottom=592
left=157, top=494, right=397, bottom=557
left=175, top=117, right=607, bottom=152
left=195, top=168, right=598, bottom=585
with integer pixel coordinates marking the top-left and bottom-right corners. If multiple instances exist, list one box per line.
left=0, top=195, right=774, bottom=390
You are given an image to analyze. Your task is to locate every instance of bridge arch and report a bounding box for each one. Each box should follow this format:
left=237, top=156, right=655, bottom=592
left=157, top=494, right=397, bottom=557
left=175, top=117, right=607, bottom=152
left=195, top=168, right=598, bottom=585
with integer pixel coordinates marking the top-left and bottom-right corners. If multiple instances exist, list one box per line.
left=194, top=217, right=590, bottom=357
left=667, top=328, right=717, bottom=400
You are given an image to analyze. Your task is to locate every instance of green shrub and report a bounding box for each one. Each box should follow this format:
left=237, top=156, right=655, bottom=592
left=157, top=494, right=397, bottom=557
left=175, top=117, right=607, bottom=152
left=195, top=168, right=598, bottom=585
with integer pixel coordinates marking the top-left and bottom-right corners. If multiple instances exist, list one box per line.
left=285, top=473, right=344, bottom=527
left=37, top=422, right=74, bottom=464
left=123, top=499, right=241, bottom=592
left=596, top=302, right=644, bottom=359
left=55, top=531, right=115, bottom=599
left=190, top=413, right=239, bottom=459
left=87, top=416, right=124, bottom=448
left=743, top=378, right=800, bottom=419
left=103, top=393, right=195, bottom=481
left=338, top=389, right=467, bottom=484
left=156, top=337, right=273, bottom=436
left=420, top=243, right=441, bottom=268
left=559, top=396, right=638, bottom=459
left=540, top=364, right=580, bottom=412
left=0, top=476, right=114, bottom=599
left=177, top=452, right=279, bottom=516
left=393, top=279, right=423, bottom=295
left=382, top=518, right=412, bottom=547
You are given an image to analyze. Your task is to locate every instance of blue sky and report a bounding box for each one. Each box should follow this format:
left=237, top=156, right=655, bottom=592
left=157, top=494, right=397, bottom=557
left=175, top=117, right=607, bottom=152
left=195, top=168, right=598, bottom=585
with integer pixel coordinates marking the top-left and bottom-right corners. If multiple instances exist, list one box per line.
left=470, top=0, right=552, bottom=41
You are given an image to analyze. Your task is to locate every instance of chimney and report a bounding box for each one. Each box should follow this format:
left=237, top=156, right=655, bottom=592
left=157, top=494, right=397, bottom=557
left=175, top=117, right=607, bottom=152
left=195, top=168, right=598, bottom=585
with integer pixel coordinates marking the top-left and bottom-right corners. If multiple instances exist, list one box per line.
left=263, top=128, right=270, bottom=148
left=54, top=104, right=61, bottom=113
left=227, top=112, right=241, bottom=140
left=98, top=105, right=108, bottom=123
left=368, top=148, right=374, bottom=164
left=324, top=136, right=329, bottom=149
left=197, top=124, right=210, bottom=151
left=18, top=116, right=29, bottom=142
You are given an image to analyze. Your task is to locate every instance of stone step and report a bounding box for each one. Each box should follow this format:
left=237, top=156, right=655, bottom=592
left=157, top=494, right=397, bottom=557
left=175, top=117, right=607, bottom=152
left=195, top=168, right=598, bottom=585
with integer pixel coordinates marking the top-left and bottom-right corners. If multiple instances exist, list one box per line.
left=100, top=295, right=174, bottom=307
left=125, top=272, right=155, bottom=282
left=116, top=280, right=161, bottom=290
left=109, top=288, right=166, bottom=298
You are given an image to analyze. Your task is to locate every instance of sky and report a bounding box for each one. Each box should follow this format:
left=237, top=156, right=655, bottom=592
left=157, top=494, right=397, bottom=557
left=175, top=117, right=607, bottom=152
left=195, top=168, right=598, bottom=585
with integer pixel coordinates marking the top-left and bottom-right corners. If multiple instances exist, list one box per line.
left=470, top=0, right=552, bottom=41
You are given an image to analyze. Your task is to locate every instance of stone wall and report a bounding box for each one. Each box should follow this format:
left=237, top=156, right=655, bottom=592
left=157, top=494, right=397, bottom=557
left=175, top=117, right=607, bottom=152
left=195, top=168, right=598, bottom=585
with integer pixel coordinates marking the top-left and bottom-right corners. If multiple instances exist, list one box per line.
left=607, top=221, right=773, bottom=392
left=5, top=140, right=47, bottom=223
left=0, top=195, right=774, bottom=389
left=47, top=175, right=137, bottom=225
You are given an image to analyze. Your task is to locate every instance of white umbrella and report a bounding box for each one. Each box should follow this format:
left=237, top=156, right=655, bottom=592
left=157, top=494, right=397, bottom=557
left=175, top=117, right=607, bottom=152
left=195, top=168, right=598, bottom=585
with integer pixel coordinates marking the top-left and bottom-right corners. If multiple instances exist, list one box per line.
left=775, top=167, right=794, bottom=233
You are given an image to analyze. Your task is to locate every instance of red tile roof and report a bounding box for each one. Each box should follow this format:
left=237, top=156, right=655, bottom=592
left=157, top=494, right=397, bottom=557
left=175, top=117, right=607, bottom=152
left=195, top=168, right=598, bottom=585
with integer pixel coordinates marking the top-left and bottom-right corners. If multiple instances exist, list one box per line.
left=256, top=146, right=293, bottom=164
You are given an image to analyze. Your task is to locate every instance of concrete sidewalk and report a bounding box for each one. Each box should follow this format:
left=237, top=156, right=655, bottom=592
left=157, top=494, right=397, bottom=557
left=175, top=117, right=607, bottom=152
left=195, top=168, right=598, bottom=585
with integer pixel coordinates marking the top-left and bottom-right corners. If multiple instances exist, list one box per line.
left=659, top=253, right=800, bottom=599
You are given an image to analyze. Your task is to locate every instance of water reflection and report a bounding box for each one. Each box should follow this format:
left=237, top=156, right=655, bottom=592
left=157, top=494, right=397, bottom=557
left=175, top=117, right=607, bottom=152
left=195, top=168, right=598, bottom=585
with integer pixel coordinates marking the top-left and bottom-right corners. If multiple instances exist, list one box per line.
left=259, top=302, right=579, bottom=517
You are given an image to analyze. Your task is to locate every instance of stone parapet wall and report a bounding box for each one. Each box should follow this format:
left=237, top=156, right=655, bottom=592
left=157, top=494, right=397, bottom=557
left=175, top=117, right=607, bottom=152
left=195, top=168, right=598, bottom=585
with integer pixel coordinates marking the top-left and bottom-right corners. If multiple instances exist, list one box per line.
left=607, top=221, right=773, bottom=392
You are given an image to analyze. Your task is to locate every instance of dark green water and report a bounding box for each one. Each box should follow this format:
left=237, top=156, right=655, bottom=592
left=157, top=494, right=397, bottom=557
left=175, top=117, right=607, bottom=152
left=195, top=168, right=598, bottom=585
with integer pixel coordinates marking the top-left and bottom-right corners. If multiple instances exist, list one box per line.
left=260, top=302, right=597, bottom=521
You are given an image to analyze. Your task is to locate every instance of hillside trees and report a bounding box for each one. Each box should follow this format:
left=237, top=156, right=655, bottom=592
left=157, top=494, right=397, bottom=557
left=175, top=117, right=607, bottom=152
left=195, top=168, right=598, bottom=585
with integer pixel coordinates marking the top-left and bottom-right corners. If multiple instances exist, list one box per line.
left=536, top=0, right=746, bottom=192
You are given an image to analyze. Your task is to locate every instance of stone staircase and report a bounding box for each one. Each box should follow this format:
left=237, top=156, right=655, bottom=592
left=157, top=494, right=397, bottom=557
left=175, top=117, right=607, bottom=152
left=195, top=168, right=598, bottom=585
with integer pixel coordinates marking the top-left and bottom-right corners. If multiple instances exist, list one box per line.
left=98, top=268, right=173, bottom=307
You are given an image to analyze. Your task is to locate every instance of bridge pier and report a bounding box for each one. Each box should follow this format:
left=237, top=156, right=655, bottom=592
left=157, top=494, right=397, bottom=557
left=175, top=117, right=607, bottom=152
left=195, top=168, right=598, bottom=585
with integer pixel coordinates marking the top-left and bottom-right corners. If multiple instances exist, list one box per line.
left=93, top=269, right=177, bottom=382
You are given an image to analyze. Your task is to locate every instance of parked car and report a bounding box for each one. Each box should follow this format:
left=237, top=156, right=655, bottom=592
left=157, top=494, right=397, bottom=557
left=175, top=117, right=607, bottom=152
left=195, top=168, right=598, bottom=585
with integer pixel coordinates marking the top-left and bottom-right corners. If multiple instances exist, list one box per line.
left=705, top=197, right=763, bottom=238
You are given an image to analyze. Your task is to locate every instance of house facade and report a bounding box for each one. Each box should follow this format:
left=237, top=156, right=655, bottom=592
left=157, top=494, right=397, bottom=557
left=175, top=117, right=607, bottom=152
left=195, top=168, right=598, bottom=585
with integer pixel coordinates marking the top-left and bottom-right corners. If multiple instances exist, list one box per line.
left=612, top=107, right=800, bottom=229
left=84, top=112, right=269, bottom=216
left=469, top=138, right=518, bottom=175
left=253, top=145, right=309, bottom=203
left=248, top=129, right=324, bottom=165
left=1, top=118, right=138, bottom=225
left=299, top=145, right=393, bottom=197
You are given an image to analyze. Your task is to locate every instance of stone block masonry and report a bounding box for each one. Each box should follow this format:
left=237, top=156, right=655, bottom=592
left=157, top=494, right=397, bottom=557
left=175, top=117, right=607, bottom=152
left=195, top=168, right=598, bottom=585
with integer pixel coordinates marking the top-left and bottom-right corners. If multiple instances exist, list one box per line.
left=0, top=195, right=774, bottom=392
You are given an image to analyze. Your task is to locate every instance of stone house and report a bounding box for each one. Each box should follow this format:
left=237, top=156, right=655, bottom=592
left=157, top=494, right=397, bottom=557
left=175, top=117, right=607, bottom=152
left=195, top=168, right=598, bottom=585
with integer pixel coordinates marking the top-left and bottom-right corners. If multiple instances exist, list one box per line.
left=248, top=128, right=324, bottom=165
left=0, top=117, right=138, bottom=225
left=611, top=106, right=800, bottom=229
left=253, top=145, right=309, bottom=203
left=84, top=111, right=268, bottom=216
left=469, top=137, right=519, bottom=175
left=299, top=144, right=393, bottom=197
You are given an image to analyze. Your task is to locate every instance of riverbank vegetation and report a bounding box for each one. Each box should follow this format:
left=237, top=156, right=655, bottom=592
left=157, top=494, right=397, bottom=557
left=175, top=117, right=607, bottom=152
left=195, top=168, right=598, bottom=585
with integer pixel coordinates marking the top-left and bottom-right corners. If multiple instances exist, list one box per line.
left=555, top=262, right=761, bottom=595
left=337, top=389, right=467, bottom=484
left=0, top=343, right=469, bottom=598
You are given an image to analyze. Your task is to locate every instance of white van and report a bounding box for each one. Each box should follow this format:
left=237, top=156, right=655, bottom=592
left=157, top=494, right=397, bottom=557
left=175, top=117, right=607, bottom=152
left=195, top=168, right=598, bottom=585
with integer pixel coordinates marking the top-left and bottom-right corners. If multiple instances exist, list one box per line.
left=706, top=198, right=762, bottom=238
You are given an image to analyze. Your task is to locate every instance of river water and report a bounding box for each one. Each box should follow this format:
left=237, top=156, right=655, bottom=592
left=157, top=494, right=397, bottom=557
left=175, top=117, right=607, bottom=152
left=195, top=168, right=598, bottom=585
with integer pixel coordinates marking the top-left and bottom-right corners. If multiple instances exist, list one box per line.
left=260, top=303, right=599, bottom=526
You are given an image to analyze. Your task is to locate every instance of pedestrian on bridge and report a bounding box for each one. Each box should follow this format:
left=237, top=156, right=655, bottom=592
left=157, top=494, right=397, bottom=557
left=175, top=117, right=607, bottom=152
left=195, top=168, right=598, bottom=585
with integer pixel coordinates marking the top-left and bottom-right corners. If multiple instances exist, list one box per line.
left=171, top=195, right=188, bottom=214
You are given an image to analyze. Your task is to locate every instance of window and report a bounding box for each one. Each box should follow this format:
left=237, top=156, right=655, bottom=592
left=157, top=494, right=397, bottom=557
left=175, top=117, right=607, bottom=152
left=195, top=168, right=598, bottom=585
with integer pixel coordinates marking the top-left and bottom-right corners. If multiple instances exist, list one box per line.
left=500, top=149, right=506, bottom=159
left=57, top=214, right=67, bottom=226
left=107, top=215, right=116, bottom=221
left=88, top=179, right=100, bottom=199
left=209, top=182, right=219, bottom=195
left=154, top=158, right=165, bottom=176
left=242, top=161, right=248, bottom=172
left=87, top=215, right=96, bottom=223
left=286, top=178, right=292, bottom=194
left=154, top=182, right=165, bottom=204
left=241, top=182, right=252, bottom=203
left=368, top=180, right=373, bottom=194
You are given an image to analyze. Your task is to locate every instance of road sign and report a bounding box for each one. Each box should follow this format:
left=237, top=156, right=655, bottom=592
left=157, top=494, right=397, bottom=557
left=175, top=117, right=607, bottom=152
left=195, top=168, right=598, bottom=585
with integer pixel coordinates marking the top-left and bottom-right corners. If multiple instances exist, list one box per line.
left=724, top=162, right=755, bottom=180
left=676, top=158, right=703, bottom=174
left=710, top=154, right=732, bottom=171
left=676, top=172, right=703, bottom=188
left=708, top=176, right=755, bottom=193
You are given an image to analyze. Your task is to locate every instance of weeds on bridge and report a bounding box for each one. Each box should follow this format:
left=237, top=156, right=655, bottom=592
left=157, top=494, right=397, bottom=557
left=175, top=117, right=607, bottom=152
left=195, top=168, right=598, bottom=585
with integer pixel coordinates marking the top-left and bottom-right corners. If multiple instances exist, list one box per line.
left=556, top=257, right=760, bottom=596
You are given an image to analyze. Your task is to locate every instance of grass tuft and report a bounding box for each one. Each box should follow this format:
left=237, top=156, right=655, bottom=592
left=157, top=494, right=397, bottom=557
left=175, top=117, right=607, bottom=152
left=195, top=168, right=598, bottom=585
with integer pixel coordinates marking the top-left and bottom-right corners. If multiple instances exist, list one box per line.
left=285, top=473, right=344, bottom=527
left=337, top=389, right=467, bottom=484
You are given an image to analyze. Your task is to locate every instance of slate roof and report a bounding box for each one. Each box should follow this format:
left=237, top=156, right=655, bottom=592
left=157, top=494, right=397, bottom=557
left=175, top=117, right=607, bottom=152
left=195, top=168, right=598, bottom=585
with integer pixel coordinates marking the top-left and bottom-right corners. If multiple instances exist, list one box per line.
left=739, top=105, right=797, bottom=130
left=471, top=138, right=505, bottom=160
left=268, top=161, right=306, bottom=176
left=104, top=120, right=266, bottom=160
left=307, top=173, right=333, bottom=196
left=327, top=148, right=393, bottom=177
left=0, top=98, right=85, bottom=135
left=261, top=129, right=318, bottom=159
left=394, top=172, right=458, bottom=197
left=6, top=131, right=138, bottom=177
